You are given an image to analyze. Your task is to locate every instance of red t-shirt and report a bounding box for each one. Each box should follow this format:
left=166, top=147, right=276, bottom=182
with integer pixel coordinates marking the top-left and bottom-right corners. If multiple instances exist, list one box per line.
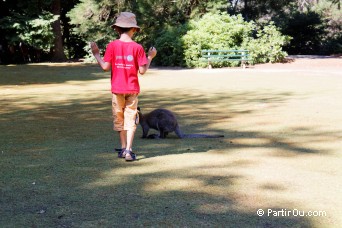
left=103, top=40, right=148, bottom=94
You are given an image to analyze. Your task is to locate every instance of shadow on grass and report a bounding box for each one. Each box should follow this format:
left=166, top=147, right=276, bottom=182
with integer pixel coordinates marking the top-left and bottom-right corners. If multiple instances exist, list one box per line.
left=1, top=75, right=337, bottom=226
left=137, top=90, right=334, bottom=157
left=0, top=64, right=107, bottom=85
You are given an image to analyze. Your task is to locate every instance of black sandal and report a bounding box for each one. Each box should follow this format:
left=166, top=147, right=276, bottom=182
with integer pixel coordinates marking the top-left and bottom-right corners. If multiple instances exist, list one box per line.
left=125, top=150, right=137, bottom=161
left=118, top=148, right=127, bottom=158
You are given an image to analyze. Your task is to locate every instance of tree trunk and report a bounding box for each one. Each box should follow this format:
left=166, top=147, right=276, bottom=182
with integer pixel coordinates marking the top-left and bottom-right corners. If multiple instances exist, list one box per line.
left=244, top=0, right=249, bottom=20
left=51, top=0, right=67, bottom=62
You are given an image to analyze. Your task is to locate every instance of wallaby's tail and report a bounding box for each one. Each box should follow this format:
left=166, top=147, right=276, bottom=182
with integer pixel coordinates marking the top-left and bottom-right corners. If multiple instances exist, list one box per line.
left=175, top=125, right=224, bottom=138
left=182, top=134, right=224, bottom=138
left=175, top=125, right=185, bottom=138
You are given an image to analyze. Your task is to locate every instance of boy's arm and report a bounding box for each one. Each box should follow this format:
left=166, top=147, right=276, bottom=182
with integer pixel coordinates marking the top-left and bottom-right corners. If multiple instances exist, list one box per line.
left=139, top=47, right=157, bottom=75
left=90, top=42, right=111, bottom=71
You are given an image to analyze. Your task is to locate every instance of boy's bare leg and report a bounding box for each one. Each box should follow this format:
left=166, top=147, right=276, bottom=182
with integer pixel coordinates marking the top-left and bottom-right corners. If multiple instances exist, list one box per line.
left=119, top=131, right=127, bottom=149
left=126, top=130, right=135, bottom=151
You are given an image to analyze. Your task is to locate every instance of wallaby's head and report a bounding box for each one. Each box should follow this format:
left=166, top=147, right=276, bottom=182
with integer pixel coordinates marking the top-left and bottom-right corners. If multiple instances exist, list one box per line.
left=137, top=107, right=143, bottom=120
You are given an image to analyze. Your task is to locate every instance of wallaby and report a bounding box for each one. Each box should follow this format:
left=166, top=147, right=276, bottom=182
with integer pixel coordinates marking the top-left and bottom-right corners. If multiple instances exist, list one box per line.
left=137, top=107, right=224, bottom=139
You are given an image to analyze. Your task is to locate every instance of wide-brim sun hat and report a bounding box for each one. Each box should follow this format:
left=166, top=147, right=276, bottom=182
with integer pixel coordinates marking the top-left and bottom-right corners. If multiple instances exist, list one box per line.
left=112, top=12, right=141, bottom=32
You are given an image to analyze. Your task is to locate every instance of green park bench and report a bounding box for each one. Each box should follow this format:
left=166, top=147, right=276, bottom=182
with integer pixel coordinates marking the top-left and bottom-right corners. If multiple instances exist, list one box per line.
left=201, top=49, right=252, bottom=69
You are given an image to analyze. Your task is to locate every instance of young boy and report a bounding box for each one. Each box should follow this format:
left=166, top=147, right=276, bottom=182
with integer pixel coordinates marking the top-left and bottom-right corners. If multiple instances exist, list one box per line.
left=90, top=12, right=157, bottom=161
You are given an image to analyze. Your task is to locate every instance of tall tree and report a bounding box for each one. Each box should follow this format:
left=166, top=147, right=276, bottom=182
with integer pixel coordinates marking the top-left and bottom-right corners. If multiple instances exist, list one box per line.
left=0, top=0, right=71, bottom=63
left=51, top=0, right=67, bottom=61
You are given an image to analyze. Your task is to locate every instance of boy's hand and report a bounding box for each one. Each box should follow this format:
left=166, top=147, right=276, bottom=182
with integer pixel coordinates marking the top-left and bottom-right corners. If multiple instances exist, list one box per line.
left=89, top=42, right=111, bottom=71
left=90, top=42, right=100, bottom=56
left=148, top=47, right=157, bottom=59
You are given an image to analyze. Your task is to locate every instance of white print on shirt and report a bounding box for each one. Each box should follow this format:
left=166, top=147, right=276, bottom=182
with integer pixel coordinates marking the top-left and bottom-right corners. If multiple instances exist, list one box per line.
left=115, top=55, right=134, bottom=69
left=116, top=55, right=134, bottom=61
left=115, top=63, right=134, bottom=69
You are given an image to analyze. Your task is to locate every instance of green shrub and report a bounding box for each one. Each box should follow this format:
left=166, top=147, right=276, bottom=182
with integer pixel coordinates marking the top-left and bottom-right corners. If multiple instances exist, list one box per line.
left=246, top=22, right=291, bottom=63
left=281, top=10, right=325, bottom=55
left=182, top=13, right=253, bottom=68
left=182, top=12, right=290, bottom=68
left=154, top=25, right=188, bottom=67
left=314, top=1, right=342, bottom=54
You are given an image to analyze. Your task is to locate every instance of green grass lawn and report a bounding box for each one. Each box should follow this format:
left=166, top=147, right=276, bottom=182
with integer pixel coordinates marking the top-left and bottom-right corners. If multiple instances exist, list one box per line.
left=1, top=63, right=341, bottom=227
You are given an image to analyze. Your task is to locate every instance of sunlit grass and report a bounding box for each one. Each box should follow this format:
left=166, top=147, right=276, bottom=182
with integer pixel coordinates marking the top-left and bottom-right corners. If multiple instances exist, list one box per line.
left=1, top=63, right=341, bottom=227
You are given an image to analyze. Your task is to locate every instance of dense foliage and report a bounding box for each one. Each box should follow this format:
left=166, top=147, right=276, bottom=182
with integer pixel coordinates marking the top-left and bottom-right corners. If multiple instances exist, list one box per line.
left=0, top=0, right=83, bottom=63
left=0, top=0, right=341, bottom=65
left=153, top=25, right=188, bottom=67
left=0, top=12, right=57, bottom=51
left=313, top=1, right=342, bottom=54
left=182, top=13, right=290, bottom=67
left=183, top=13, right=253, bottom=67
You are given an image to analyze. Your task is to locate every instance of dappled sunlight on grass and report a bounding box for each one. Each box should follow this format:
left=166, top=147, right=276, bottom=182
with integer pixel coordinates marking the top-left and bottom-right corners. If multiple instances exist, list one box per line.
left=146, top=177, right=205, bottom=192
left=81, top=146, right=339, bottom=226
left=229, top=137, right=272, bottom=146
left=84, top=171, right=130, bottom=189
left=1, top=64, right=342, bottom=227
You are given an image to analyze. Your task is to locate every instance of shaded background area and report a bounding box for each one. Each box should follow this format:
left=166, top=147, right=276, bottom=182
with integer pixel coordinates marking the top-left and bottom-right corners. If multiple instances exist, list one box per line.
left=1, top=61, right=342, bottom=227
left=0, top=0, right=341, bottom=65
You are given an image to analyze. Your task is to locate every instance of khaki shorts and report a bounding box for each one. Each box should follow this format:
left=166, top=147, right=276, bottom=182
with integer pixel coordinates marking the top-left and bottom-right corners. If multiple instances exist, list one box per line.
left=112, top=93, right=139, bottom=132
